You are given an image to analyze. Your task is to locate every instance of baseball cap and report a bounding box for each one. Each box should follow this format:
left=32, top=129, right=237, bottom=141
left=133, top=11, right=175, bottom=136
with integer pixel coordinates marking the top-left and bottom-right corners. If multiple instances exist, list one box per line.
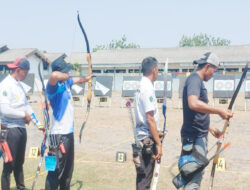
left=51, top=58, right=72, bottom=73
left=7, top=57, right=30, bottom=70
left=193, top=52, right=220, bottom=67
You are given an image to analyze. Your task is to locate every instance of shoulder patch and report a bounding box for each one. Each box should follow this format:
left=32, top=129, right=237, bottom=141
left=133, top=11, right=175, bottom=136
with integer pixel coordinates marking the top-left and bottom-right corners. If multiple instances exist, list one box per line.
left=149, top=96, right=153, bottom=102
left=2, top=90, right=7, bottom=96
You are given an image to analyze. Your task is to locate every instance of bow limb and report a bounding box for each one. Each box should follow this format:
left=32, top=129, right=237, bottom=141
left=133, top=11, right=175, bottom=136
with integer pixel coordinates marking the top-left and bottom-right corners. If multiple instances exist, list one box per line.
left=208, top=63, right=248, bottom=190
left=86, top=53, right=93, bottom=111
left=32, top=62, right=50, bottom=190
left=38, top=62, right=50, bottom=129
left=162, top=58, right=169, bottom=133
left=77, top=12, right=93, bottom=143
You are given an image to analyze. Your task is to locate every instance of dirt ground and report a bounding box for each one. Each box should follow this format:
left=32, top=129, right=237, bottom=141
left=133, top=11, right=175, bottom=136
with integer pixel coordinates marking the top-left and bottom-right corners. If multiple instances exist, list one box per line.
left=1, top=92, right=250, bottom=190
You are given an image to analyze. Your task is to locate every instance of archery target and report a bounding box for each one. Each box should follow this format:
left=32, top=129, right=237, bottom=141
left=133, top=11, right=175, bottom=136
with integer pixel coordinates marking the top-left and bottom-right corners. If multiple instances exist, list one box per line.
left=94, top=76, right=113, bottom=97
left=71, top=76, right=85, bottom=96
left=154, top=81, right=172, bottom=91
left=154, top=75, right=173, bottom=98
left=213, top=75, right=235, bottom=98
left=122, top=76, right=141, bottom=97
left=214, top=80, right=234, bottom=91
left=245, top=80, right=250, bottom=92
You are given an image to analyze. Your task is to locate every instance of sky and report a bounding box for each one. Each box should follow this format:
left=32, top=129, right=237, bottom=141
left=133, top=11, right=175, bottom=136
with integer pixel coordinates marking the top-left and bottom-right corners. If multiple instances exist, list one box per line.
left=1, top=0, right=250, bottom=55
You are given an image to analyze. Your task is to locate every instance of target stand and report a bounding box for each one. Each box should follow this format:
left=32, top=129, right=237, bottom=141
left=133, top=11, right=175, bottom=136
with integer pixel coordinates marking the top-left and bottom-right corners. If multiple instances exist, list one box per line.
left=219, top=99, right=228, bottom=104
left=94, top=96, right=112, bottom=107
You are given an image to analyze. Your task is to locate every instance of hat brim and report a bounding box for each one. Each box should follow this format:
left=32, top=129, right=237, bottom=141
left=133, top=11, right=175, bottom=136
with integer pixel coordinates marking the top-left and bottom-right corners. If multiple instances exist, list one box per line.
left=6, top=63, right=18, bottom=69
left=193, top=59, right=207, bottom=65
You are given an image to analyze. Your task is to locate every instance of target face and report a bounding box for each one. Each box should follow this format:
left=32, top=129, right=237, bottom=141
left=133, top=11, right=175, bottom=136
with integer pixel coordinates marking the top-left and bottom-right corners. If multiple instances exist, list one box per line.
left=132, top=83, right=138, bottom=89
left=245, top=80, right=250, bottom=92
left=214, top=80, right=234, bottom=91
left=216, top=82, right=223, bottom=89
left=154, top=81, right=172, bottom=91
left=154, top=81, right=164, bottom=90
left=125, top=83, right=130, bottom=89
left=225, top=82, right=232, bottom=89
left=123, top=81, right=139, bottom=90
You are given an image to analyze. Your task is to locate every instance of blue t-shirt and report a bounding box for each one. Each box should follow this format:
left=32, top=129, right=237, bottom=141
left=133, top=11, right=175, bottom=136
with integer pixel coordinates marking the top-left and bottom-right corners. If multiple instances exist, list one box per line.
left=46, top=78, right=74, bottom=134
left=181, top=72, right=210, bottom=138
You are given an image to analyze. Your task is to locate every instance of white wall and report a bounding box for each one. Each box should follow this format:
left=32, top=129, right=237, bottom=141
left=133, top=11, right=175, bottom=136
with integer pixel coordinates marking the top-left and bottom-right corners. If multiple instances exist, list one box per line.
left=27, top=55, right=51, bottom=92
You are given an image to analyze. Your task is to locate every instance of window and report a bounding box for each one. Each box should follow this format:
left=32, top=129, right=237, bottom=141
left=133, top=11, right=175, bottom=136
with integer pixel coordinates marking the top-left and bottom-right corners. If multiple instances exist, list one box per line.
left=226, top=68, right=238, bottom=72
left=182, top=69, right=194, bottom=72
left=43, top=61, right=49, bottom=70
left=115, top=69, right=126, bottom=73
left=93, top=70, right=101, bottom=73
left=0, top=65, right=10, bottom=73
left=158, top=69, right=164, bottom=73
left=182, top=69, right=188, bottom=72
left=0, top=65, right=5, bottom=71
left=103, top=69, right=114, bottom=73
left=169, top=69, right=179, bottom=73
left=129, top=69, right=141, bottom=73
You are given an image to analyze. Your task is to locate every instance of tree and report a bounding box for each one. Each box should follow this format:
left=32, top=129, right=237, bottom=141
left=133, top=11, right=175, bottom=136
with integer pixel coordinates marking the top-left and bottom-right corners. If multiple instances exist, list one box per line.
left=179, top=33, right=231, bottom=47
left=93, top=35, right=140, bottom=52
left=72, top=62, right=81, bottom=76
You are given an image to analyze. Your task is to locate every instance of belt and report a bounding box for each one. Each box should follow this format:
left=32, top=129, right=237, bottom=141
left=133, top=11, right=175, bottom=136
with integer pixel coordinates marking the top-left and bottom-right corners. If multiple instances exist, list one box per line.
left=1, top=125, right=7, bottom=129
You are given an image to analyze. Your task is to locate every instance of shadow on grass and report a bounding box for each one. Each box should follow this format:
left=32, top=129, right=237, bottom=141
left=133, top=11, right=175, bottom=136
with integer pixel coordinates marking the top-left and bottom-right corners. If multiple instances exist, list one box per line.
left=10, top=183, right=83, bottom=190
left=71, top=180, right=83, bottom=190
left=8, top=180, right=83, bottom=190
left=168, top=156, right=179, bottom=178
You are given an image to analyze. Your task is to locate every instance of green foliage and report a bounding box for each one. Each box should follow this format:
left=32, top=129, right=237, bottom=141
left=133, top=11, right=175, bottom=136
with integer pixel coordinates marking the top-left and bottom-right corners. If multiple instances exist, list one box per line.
left=72, top=62, right=82, bottom=76
left=179, top=33, right=231, bottom=47
left=93, top=35, right=140, bottom=52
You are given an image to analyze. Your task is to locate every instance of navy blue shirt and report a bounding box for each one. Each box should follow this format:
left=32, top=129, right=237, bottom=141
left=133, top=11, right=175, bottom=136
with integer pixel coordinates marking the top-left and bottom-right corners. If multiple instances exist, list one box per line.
left=181, top=72, right=210, bottom=138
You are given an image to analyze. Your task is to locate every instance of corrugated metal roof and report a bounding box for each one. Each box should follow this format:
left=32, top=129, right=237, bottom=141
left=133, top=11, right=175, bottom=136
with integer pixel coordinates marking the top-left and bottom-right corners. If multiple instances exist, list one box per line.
left=0, top=49, right=51, bottom=64
left=43, top=52, right=67, bottom=63
left=67, top=45, right=250, bottom=65
left=0, top=44, right=7, bottom=50
left=0, top=48, right=37, bottom=62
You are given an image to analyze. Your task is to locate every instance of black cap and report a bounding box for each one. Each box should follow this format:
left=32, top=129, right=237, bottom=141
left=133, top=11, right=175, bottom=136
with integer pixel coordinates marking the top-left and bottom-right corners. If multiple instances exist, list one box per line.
left=51, top=58, right=72, bottom=73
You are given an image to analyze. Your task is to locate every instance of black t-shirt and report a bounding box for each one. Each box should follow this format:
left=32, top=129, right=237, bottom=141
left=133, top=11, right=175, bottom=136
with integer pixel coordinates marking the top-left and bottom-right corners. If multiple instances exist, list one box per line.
left=181, top=72, right=210, bottom=138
